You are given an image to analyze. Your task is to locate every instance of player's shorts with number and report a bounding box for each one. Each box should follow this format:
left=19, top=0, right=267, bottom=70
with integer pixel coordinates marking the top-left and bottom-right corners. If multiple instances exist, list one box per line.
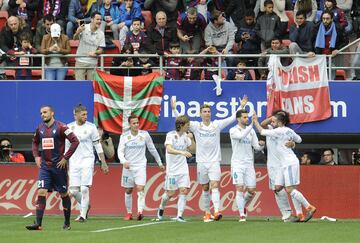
left=38, top=166, right=68, bottom=193
left=164, top=174, right=190, bottom=191
left=231, top=166, right=256, bottom=187
left=197, top=161, right=221, bottom=184
left=121, top=167, right=146, bottom=188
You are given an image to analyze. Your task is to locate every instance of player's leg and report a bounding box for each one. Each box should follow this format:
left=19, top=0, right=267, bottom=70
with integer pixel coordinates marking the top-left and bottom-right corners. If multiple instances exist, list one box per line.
left=271, top=166, right=292, bottom=221
left=209, top=162, right=222, bottom=220
left=54, top=168, right=71, bottom=230
left=176, top=174, right=190, bottom=222
left=78, top=166, right=94, bottom=221
left=157, top=175, right=177, bottom=220
left=134, top=167, right=147, bottom=220
left=198, top=163, right=212, bottom=222
left=26, top=168, right=51, bottom=230
left=122, top=168, right=135, bottom=220
left=243, top=167, right=256, bottom=219
left=233, top=168, right=246, bottom=221
left=68, top=166, right=82, bottom=219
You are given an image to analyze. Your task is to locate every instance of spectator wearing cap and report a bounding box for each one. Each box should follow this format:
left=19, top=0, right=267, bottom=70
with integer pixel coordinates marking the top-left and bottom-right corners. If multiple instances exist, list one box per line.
left=40, top=23, right=71, bottom=80
left=177, top=7, right=207, bottom=54
left=0, top=138, right=25, bottom=163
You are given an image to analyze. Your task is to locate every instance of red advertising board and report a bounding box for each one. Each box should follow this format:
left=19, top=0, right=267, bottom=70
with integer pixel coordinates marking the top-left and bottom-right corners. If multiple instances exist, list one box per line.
left=0, top=164, right=359, bottom=218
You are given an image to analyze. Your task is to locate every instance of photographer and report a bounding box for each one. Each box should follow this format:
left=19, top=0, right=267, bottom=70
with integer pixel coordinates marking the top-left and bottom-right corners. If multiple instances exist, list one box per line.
left=352, top=149, right=360, bottom=165
left=98, top=128, right=115, bottom=162
left=0, top=138, right=25, bottom=163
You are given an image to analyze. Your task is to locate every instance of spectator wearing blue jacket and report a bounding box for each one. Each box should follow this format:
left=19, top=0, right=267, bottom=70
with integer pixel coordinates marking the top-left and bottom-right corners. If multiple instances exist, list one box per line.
left=99, top=0, right=121, bottom=40
left=67, top=0, right=102, bottom=39
left=118, top=0, right=144, bottom=45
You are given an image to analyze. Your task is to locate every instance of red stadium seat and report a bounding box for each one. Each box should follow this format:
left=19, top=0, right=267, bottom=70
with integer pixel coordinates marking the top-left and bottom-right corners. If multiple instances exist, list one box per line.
left=286, top=11, right=294, bottom=32
left=103, top=40, right=121, bottom=67
left=141, top=10, right=152, bottom=30
left=282, top=39, right=291, bottom=47
left=335, top=69, right=346, bottom=80
left=67, top=40, right=79, bottom=79
left=0, top=11, right=8, bottom=31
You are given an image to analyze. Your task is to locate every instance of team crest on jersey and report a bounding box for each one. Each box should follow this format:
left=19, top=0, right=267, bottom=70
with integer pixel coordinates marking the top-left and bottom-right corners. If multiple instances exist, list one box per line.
left=52, top=129, right=56, bottom=134
left=40, top=130, right=44, bottom=134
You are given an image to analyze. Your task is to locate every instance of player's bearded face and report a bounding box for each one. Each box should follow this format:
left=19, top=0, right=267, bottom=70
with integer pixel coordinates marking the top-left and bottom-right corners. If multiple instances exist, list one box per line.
left=40, top=108, right=53, bottom=123
left=241, top=114, right=249, bottom=126
left=76, top=111, right=87, bottom=124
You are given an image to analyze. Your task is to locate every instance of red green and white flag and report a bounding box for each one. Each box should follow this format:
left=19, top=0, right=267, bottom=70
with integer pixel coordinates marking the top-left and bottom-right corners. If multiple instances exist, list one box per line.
left=93, top=70, right=164, bottom=134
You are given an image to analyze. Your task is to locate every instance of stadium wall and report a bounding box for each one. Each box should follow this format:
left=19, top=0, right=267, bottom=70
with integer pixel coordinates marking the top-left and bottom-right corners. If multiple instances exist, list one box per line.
left=0, top=164, right=359, bottom=219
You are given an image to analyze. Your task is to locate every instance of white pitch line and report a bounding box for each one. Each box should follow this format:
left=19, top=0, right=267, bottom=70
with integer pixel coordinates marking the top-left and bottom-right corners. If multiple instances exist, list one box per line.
left=92, top=221, right=171, bottom=233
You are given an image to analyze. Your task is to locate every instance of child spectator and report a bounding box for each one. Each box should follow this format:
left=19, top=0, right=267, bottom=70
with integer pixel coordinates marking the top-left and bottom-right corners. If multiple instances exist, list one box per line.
left=228, top=59, right=253, bottom=80
left=183, top=49, right=203, bottom=80
left=164, top=42, right=186, bottom=80
left=124, top=18, right=147, bottom=53
left=255, top=0, right=281, bottom=50
left=133, top=48, right=155, bottom=75
left=99, top=0, right=121, bottom=40
left=110, top=43, right=137, bottom=76
left=200, top=45, right=221, bottom=80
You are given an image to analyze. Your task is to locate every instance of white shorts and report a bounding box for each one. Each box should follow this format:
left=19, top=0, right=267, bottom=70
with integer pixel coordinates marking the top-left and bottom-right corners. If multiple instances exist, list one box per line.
left=164, top=174, right=190, bottom=191
left=232, top=167, right=256, bottom=188
left=69, top=166, right=94, bottom=187
left=275, top=164, right=300, bottom=187
left=267, top=166, right=282, bottom=190
left=121, top=167, right=146, bottom=188
left=197, top=161, right=221, bottom=184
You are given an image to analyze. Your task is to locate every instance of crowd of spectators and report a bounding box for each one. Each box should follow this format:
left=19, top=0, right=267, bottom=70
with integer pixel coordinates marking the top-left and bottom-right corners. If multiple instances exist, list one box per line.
left=0, top=0, right=359, bottom=80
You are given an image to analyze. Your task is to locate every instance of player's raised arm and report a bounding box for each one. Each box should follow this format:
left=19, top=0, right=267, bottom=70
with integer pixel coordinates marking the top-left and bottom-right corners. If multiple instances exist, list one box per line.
left=218, top=95, right=248, bottom=130
left=229, top=124, right=253, bottom=140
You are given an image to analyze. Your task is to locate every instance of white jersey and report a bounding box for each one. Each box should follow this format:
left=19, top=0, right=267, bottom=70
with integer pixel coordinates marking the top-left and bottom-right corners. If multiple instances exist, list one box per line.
left=66, top=121, right=99, bottom=167
left=266, top=125, right=282, bottom=168
left=118, top=130, right=162, bottom=168
left=190, top=114, right=236, bottom=163
left=261, top=127, right=302, bottom=167
left=165, top=131, right=191, bottom=176
left=230, top=124, right=263, bottom=169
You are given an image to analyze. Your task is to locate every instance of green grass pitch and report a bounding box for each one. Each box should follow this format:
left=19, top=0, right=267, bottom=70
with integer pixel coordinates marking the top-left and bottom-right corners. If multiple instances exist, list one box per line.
left=0, top=215, right=359, bottom=243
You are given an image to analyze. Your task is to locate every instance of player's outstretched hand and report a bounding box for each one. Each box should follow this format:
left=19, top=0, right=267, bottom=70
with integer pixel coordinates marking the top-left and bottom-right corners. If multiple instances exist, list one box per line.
left=57, top=158, right=68, bottom=169
left=159, top=165, right=165, bottom=172
left=239, top=95, right=248, bottom=108
left=259, top=140, right=265, bottom=146
left=252, top=113, right=258, bottom=123
left=285, top=140, right=295, bottom=149
left=101, top=162, right=109, bottom=174
left=171, top=96, right=176, bottom=111
left=182, top=151, right=192, bottom=158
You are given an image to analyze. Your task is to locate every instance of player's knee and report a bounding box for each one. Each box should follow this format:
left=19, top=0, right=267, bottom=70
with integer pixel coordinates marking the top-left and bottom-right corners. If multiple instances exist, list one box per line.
left=125, top=188, right=133, bottom=194
left=179, top=188, right=188, bottom=195
left=166, top=190, right=175, bottom=197
left=201, top=183, right=210, bottom=191
left=247, top=188, right=256, bottom=194
left=274, top=185, right=284, bottom=192
left=80, top=186, right=89, bottom=195
left=210, top=181, right=218, bottom=189
left=69, top=186, right=80, bottom=196
left=60, top=192, right=69, bottom=198
left=37, top=189, right=47, bottom=197
left=285, top=186, right=295, bottom=194
left=136, top=185, right=144, bottom=192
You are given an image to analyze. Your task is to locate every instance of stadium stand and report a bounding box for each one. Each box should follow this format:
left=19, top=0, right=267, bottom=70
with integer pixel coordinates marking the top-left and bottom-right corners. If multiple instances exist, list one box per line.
left=0, top=10, right=8, bottom=31
left=141, top=10, right=152, bottom=30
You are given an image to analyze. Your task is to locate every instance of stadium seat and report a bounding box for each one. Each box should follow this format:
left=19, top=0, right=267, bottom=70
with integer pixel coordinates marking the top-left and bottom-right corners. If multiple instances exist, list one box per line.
left=335, top=69, right=346, bottom=80
left=141, top=11, right=152, bottom=30
left=0, top=11, right=8, bottom=31
left=67, top=40, right=79, bottom=79
left=286, top=11, right=294, bottom=32
left=5, top=70, right=15, bottom=79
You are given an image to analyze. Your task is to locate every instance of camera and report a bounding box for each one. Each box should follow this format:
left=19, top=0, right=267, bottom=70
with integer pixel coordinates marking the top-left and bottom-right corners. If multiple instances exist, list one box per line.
left=352, top=151, right=360, bottom=165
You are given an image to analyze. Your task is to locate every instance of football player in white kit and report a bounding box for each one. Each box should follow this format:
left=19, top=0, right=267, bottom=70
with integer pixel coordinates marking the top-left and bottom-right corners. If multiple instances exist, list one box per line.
left=118, top=115, right=164, bottom=221
left=171, top=96, right=248, bottom=222
left=156, top=115, right=195, bottom=222
left=229, top=109, right=264, bottom=222
left=67, top=105, right=109, bottom=222
left=253, top=111, right=317, bottom=222
left=261, top=110, right=294, bottom=222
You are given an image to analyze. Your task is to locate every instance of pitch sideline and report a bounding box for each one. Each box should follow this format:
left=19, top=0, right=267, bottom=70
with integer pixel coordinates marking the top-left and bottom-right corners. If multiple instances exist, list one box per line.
left=92, top=221, right=173, bottom=233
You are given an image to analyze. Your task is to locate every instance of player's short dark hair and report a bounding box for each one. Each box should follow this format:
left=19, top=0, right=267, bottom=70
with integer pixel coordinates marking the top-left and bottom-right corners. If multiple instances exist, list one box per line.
left=128, top=114, right=138, bottom=123
left=187, top=7, right=197, bottom=15
left=43, top=14, right=55, bottom=23
left=236, top=109, right=248, bottom=118
left=200, top=104, right=211, bottom=112
left=274, top=111, right=290, bottom=125
left=132, top=18, right=141, bottom=24
left=91, top=11, right=101, bottom=19
left=74, top=104, right=87, bottom=114
left=323, top=148, right=334, bottom=155
left=296, top=10, right=307, bottom=18
left=245, top=9, right=255, bottom=18
left=175, top=115, right=190, bottom=132
left=40, top=105, right=54, bottom=112
left=264, top=0, right=274, bottom=7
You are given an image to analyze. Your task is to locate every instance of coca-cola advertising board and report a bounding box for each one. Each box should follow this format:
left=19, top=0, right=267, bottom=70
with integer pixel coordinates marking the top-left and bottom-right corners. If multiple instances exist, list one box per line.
left=0, top=164, right=359, bottom=218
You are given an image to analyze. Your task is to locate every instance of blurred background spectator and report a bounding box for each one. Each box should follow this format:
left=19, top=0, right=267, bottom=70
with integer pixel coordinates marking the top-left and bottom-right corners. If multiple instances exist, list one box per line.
left=321, top=148, right=336, bottom=165
left=0, top=138, right=25, bottom=162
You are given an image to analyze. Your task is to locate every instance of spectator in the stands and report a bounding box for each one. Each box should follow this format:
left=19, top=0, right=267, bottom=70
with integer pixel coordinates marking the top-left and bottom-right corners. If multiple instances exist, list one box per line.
left=323, top=0, right=348, bottom=29
left=37, top=0, right=69, bottom=28
left=255, top=0, right=281, bottom=50
left=181, top=0, right=208, bottom=22
left=0, top=138, right=25, bottom=163
left=8, top=0, right=38, bottom=27
left=133, top=48, right=155, bottom=75
left=258, top=37, right=289, bottom=79
left=34, top=15, right=54, bottom=51
left=313, top=10, right=347, bottom=55
left=0, top=0, right=9, bottom=11
left=110, top=42, right=137, bottom=76
left=177, top=7, right=207, bottom=54
left=124, top=18, right=147, bottom=53
left=289, top=10, right=315, bottom=55
left=118, top=0, right=144, bottom=45
left=74, top=11, right=105, bottom=80
left=224, top=0, right=247, bottom=30
left=99, top=0, right=121, bottom=40
left=227, top=59, right=253, bottom=80
left=272, top=0, right=290, bottom=36
left=294, top=0, right=318, bottom=22
left=67, top=0, right=102, bottom=39
left=10, top=32, right=36, bottom=80
left=333, top=0, right=353, bottom=34
left=164, top=41, right=186, bottom=80
left=145, top=11, right=178, bottom=55
left=352, top=0, right=360, bottom=37
left=321, top=148, right=336, bottom=165
left=98, top=128, right=115, bottom=162
left=40, top=23, right=71, bottom=80
left=300, top=152, right=320, bottom=165
left=0, top=16, right=31, bottom=57
left=200, top=45, right=221, bottom=80
left=144, top=0, right=179, bottom=28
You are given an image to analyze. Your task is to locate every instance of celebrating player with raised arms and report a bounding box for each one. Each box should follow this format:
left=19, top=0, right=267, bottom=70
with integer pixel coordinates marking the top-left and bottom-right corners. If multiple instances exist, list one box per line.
left=26, top=105, right=79, bottom=230
left=253, top=111, right=316, bottom=222
left=118, top=115, right=164, bottom=220
left=171, top=96, right=248, bottom=222
left=229, top=108, right=264, bottom=222
left=66, top=105, right=109, bottom=223
left=156, top=115, right=195, bottom=222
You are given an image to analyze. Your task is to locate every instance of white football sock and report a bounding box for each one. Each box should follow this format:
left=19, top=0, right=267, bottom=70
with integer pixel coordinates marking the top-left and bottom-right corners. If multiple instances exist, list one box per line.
left=275, top=189, right=292, bottom=218
left=125, top=192, right=132, bottom=213
left=244, top=191, right=254, bottom=206
left=177, top=194, right=187, bottom=218
left=291, top=189, right=310, bottom=208
left=137, top=191, right=145, bottom=213
left=159, top=193, right=170, bottom=210
left=69, top=187, right=82, bottom=209
left=202, top=190, right=211, bottom=213
left=211, top=188, right=220, bottom=213
left=236, top=191, right=246, bottom=216
left=80, top=186, right=89, bottom=219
